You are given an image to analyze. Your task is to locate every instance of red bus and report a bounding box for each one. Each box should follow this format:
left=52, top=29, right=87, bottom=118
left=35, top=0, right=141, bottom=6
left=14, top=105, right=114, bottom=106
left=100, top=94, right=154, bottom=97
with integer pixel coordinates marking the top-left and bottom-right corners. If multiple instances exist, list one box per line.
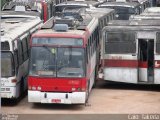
left=28, top=8, right=114, bottom=104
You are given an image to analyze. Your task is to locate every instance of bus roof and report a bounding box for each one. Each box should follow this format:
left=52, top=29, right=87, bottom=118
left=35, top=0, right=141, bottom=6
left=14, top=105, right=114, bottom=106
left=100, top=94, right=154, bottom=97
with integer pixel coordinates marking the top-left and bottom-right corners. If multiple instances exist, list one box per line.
left=1, top=10, right=40, bottom=17
left=33, top=7, right=114, bottom=37
left=143, top=7, right=160, bottom=13
left=107, top=19, right=160, bottom=26
left=86, top=7, right=115, bottom=18
left=141, top=7, right=160, bottom=15
left=99, top=1, right=140, bottom=7
left=1, top=12, right=42, bottom=42
left=2, top=1, right=43, bottom=16
left=104, top=20, right=160, bottom=31
left=56, top=1, right=101, bottom=7
left=128, top=0, right=149, bottom=4
left=130, top=14, right=160, bottom=20
left=60, top=7, right=115, bottom=19
left=33, top=16, right=96, bottom=37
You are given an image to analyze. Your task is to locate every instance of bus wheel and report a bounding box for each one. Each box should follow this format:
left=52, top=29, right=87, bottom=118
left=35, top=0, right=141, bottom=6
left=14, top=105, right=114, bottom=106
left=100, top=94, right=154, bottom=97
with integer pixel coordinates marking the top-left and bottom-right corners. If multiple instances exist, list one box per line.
left=20, top=78, right=24, bottom=96
left=93, top=68, right=97, bottom=88
left=85, top=81, right=90, bottom=106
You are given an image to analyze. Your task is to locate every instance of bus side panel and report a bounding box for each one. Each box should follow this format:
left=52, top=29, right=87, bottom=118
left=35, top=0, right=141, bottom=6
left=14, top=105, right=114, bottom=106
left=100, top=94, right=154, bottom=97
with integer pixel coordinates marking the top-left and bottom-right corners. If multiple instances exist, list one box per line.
left=154, top=56, right=160, bottom=84
left=103, top=59, right=138, bottom=83
left=86, top=52, right=97, bottom=91
left=138, top=62, right=148, bottom=82
left=104, top=68, right=138, bottom=83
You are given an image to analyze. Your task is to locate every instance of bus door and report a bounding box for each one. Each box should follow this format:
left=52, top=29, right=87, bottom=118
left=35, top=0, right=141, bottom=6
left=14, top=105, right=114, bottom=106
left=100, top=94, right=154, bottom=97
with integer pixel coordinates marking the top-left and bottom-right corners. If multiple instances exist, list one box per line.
left=154, top=33, right=160, bottom=84
left=138, top=39, right=154, bottom=83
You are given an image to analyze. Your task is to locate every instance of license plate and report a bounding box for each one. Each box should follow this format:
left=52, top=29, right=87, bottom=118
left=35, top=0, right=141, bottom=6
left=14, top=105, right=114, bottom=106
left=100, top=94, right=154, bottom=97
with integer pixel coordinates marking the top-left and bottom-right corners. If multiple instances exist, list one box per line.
left=51, top=99, right=61, bottom=103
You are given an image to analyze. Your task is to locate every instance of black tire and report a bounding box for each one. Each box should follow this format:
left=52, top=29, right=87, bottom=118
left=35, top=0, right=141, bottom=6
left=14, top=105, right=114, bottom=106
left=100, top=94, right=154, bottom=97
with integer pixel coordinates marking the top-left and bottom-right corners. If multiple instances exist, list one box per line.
left=93, top=67, right=98, bottom=88
left=85, top=81, right=90, bottom=104
left=20, top=78, right=24, bottom=96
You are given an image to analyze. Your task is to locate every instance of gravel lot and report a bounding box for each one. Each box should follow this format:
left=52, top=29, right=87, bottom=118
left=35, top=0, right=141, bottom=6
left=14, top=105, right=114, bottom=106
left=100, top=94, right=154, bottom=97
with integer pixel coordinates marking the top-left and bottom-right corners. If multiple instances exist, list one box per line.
left=1, top=81, right=160, bottom=114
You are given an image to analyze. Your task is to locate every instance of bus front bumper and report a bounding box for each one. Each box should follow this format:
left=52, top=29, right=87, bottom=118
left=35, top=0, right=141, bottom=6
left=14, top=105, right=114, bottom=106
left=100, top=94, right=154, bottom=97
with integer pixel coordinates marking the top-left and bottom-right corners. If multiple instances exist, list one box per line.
left=1, top=87, right=17, bottom=99
left=28, top=90, right=86, bottom=104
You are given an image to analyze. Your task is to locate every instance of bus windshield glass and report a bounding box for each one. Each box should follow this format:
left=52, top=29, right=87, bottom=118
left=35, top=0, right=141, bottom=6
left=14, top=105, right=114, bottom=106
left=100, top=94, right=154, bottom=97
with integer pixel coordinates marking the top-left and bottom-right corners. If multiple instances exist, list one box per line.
left=105, top=32, right=136, bottom=54
left=32, top=37, right=83, bottom=46
left=29, top=47, right=85, bottom=77
left=1, top=52, right=14, bottom=77
left=100, top=6, right=138, bottom=20
left=55, top=5, right=88, bottom=13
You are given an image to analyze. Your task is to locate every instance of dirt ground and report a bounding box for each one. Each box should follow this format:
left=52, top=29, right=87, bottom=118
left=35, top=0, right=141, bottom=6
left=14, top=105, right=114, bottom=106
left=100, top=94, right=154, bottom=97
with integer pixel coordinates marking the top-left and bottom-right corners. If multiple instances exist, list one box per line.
left=1, top=81, right=160, bottom=114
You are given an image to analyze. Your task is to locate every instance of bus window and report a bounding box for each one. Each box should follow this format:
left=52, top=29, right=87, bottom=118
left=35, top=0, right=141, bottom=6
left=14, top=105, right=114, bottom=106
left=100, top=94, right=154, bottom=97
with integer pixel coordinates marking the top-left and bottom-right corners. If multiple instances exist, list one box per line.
left=27, top=34, right=31, bottom=54
left=18, top=41, right=24, bottom=65
left=1, top=52, right=14, bottom=77
left=57, top=48, right=85, bottom=77
left=22, top=37, right=28, bottom=61
left=105, top=32, right=136, bottom=54
left=1, top=41, right=10, bottom=50
left=156, top=32, right=160, bottom=54
left=14, top=49, right=19, bottom=74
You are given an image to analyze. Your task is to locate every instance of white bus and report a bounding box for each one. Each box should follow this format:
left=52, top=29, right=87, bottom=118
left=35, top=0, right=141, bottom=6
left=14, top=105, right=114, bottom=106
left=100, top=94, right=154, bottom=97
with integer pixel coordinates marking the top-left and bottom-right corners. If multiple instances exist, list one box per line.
left=99, top=19, right=160, bottom=84
left=1, top=12, right=43, bottom=99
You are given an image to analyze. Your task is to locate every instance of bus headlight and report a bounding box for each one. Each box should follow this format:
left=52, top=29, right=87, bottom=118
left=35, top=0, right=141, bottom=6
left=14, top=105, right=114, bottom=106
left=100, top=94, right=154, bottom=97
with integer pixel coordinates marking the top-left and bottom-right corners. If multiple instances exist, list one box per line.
left=32, top=86, right=36, bottom=90
left=37, top=86, right=41, bottom=91
left=72, top=88, right=76, bottom=91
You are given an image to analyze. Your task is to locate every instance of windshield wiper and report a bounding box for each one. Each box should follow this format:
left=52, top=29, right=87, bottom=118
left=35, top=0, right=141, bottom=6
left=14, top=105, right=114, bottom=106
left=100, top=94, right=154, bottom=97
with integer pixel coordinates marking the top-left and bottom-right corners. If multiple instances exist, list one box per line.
left=42, top=45, right=57, bottom=70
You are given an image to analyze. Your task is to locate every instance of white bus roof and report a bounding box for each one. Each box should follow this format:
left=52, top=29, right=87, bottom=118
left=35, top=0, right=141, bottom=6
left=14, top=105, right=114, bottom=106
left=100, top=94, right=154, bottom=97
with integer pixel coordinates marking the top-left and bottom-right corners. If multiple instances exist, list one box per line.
left=107, top=19, right=160, bottom=26
left=141, top=7, right=160, bottom=15
left=99, top=1, right=140, bottom=8
left=1, top=13, right=43, bottom=43
left=130, top=14, right=160, bottom=20
left=104, top=20, right=160, bottom=31
left=35, top=16, right=97, bottom=36
left=56, top=1, right=101, bottom=7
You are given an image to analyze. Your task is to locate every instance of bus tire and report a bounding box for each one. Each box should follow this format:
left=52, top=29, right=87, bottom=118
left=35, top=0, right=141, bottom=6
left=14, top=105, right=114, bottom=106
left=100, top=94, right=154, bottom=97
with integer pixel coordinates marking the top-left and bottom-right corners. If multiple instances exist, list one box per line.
left=93, top=68, right=98, bottom=88
left=20, top=78, right=24, bottom=96
left=85, top=80, right=90, bottom=105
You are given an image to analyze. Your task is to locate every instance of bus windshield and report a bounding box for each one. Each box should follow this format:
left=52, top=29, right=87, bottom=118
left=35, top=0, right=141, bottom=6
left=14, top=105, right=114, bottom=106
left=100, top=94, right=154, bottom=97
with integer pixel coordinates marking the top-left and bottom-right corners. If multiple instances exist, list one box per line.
left=55, top=5, right=88, bottom=13
left=1, top=52, right=15, bottom=77
left=100, top=6, right=138, bottom=20
left=29, top=47, right=85, bottom=77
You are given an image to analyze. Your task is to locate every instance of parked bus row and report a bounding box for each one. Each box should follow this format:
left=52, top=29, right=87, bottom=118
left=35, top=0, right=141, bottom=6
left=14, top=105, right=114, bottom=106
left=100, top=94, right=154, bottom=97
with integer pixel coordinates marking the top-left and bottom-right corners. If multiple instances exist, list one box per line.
left=1, top=0, right=160, bottom=105
left=27, top=6, right=160, bottom=104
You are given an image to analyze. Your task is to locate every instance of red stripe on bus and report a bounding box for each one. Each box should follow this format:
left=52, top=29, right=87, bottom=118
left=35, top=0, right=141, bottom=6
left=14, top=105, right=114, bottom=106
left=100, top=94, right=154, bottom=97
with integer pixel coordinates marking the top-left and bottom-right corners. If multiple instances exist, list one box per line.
left=28, top=76, right=87, bottom=92
left=138, top=61, right=148, bottom=68
left=103, top=59, right=138, bottom=68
